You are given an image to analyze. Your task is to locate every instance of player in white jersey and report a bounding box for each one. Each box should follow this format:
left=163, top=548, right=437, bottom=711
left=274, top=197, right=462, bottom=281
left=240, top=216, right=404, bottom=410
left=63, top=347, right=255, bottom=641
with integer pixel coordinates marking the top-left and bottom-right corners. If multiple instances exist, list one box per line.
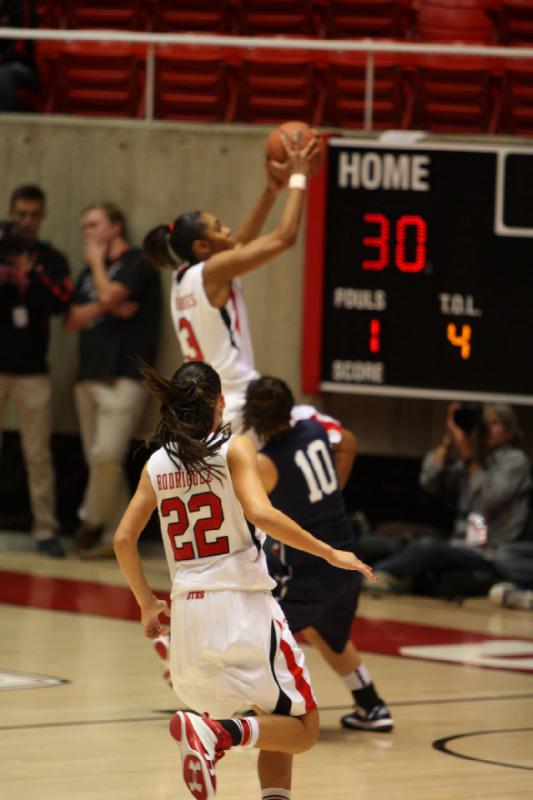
left=114, top=360, right=374, bottom=800
left=143, top=133, right=319, bottom=432
left=169, top=258, right=257, bottom=425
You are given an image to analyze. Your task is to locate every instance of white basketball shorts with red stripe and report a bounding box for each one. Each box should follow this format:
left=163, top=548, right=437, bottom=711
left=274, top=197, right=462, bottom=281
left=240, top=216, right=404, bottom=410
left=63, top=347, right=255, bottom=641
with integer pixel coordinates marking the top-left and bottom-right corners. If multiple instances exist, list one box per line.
left=169, top=589, right=317, bottom=719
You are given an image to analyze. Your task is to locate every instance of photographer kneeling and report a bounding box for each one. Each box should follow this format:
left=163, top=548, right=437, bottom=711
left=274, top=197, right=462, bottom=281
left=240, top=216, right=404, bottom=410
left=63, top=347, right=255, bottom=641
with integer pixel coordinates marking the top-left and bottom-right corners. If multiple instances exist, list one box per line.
left=369, top=402, right=531, bottom=598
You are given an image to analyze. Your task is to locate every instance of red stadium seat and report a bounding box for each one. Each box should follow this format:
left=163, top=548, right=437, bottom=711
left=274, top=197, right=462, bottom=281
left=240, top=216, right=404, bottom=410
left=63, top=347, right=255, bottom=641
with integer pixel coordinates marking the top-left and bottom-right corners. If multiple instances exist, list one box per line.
left=35, top=1, right=62, bottom=27
left=153, top=44, right=238, bottom=122
left=500, top=0, right=533, bottom=44
left=324, top=0, right=410, bottom=39
left=415, top=0, right=497, bottom=42
left=150, top=0, right=234, bottom=33
left=35, top=41, right=64, bottom=111
left=411, top=54, right=500, bottom=133
left=500, top=58, right=533, bottom=134
left=237, top=0, right=316, bottom=36
left=63, top=1, right=146, bottom=30
left=49, top=42, right=145, bottom=118
left=234, top=47, right=322, bottom=125
left=323, top=50, right=413, bottom=130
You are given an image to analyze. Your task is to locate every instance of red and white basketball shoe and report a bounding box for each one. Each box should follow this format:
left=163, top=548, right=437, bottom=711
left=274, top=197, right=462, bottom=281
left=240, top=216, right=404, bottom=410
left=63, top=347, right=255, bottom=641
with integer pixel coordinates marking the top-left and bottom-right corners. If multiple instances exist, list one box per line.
left=169, top=711, right=232, bottom=799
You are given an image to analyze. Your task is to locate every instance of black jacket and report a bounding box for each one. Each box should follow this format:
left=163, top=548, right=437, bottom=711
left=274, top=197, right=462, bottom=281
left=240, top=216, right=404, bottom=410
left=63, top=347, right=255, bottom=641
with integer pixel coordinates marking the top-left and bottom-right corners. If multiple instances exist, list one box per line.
left=0, top=240, right=72, bottom=374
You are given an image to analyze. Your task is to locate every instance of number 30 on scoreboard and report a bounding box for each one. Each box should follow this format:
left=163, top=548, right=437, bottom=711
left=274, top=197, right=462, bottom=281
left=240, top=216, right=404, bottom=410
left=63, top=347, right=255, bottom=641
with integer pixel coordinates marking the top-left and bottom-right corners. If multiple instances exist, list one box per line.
left=362, top=213, right=427, bottom=273
left=303, top=138, right=533, bottom=404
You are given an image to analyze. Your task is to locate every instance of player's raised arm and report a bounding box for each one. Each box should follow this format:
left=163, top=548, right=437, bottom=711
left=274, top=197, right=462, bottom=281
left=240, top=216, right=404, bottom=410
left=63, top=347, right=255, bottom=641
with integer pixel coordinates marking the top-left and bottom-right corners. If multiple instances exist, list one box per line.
left=142, top=126, right=322, bottom=310
left=231, top=164, right=285, bottom=247
left=202, top=135, right=319, bottom=297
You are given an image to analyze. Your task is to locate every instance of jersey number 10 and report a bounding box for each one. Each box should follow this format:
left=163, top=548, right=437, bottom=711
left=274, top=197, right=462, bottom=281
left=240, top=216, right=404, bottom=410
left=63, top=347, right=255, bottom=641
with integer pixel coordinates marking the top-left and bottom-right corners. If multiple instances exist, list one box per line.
left=295, top=439, right=338, bottom=503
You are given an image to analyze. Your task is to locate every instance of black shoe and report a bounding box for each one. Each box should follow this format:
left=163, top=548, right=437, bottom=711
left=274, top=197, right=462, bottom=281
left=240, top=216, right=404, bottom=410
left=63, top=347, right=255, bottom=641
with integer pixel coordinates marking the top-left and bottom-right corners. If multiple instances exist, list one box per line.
left=341, top=702, right=394, bottom=732
left=37, top=537, right=65, bottom=559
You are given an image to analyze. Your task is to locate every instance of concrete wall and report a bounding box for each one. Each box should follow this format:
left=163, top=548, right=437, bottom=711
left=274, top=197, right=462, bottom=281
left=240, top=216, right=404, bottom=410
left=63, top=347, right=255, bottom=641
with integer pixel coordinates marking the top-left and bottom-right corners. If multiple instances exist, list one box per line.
left=1, top=115, right=531, bottom=457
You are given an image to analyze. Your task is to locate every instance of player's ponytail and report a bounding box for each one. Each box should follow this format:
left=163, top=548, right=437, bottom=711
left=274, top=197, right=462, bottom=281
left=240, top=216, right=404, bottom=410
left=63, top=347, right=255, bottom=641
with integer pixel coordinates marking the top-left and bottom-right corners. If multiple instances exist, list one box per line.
left=140, top=361, right=230, bottom=479
left=143, top=224, right=175, bottom=269
left=143, top=211, right=206, bottom=269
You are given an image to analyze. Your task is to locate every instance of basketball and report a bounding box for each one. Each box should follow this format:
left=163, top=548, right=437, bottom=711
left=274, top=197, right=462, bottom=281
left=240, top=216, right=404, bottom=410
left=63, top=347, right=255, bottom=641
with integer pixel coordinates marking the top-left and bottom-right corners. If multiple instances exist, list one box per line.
left=265, top=121, right=324, bottom=178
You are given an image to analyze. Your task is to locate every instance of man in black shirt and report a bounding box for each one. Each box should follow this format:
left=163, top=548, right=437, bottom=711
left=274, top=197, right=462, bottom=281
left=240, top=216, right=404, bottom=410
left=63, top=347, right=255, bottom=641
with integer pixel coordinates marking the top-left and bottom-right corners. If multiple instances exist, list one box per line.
left=0, top=185, right=72, bottom=556
left=65, top=202, right=161, bottom=558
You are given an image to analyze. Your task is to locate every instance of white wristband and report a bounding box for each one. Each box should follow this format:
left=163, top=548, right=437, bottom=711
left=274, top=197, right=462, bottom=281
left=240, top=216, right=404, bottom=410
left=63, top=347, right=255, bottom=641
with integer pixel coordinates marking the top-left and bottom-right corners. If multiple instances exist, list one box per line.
left=289, top=173, right=307, bottom=190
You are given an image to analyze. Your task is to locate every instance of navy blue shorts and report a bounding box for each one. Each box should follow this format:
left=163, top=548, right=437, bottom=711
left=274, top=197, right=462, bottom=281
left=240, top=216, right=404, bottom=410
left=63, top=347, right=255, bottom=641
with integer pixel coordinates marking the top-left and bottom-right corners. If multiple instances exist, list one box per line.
left=279, top=562, right=361, bottom=654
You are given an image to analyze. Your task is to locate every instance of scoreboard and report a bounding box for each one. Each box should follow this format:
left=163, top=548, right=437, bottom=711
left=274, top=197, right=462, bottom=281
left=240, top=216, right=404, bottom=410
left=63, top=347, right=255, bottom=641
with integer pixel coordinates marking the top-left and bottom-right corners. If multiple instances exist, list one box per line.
left=302, top=139, right=533, bottom=405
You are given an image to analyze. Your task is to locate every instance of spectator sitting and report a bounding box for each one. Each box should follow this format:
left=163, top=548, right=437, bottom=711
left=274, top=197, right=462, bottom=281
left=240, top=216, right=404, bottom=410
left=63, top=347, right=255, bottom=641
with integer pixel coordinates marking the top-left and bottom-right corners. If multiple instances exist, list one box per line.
left=64, top=202, right=161, bottom=559
left=368, top=402, right=531, bottom=598
left=0, top=1, right=39, bottom=112
left=0, top=184, right=72, bottom=557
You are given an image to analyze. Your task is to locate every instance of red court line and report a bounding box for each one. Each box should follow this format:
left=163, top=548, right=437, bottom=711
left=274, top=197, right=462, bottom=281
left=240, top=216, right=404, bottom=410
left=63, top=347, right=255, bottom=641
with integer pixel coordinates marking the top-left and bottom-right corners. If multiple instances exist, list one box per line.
left=0, top=569, right=168, bottom=622
left=2, top=569, right=533, bottom=674
left=350, top=615, right=494, bottom=652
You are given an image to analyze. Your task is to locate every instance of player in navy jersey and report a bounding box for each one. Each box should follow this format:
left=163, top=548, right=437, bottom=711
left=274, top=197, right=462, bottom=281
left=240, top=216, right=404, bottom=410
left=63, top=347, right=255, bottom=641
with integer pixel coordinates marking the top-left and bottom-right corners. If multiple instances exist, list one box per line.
left=243, top=376, right=394, bottom=733
left=113, top=361, right=374, bottom=800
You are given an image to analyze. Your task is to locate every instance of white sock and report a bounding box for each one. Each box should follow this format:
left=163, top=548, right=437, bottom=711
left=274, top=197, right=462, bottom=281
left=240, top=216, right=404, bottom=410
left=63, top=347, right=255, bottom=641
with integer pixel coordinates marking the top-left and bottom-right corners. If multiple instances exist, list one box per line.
left=342, top=663, right=371, bottom=692
left=236, top=715, right=260, bottom=748
left=261, top=789, right=291, bottom=800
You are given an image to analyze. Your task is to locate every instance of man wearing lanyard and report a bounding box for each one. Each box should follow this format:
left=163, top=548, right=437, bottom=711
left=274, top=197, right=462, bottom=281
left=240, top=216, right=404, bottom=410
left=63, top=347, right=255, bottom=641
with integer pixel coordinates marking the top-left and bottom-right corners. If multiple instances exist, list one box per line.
left=0, top=185, right=72, bottom=556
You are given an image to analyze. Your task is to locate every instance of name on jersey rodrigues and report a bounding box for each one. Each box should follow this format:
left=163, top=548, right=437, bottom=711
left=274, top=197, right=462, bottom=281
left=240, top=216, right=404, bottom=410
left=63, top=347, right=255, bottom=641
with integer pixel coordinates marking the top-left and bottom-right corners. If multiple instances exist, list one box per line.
left=156, top=469, right=213, bottom=490
left=175, top=292, right=197, bottom=310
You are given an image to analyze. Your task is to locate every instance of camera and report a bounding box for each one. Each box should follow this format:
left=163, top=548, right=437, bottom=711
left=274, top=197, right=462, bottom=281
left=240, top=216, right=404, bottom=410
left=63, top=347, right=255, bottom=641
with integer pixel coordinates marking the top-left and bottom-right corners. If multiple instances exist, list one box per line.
left=453, top=402, right=483, bottom=434
left=0, top=220, right=35, bottom=262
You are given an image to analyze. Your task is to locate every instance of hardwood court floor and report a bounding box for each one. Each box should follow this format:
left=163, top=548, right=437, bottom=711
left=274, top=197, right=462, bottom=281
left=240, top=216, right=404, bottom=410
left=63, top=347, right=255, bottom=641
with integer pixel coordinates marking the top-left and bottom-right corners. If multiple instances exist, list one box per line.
left=1, top=535, right=532, bottom=800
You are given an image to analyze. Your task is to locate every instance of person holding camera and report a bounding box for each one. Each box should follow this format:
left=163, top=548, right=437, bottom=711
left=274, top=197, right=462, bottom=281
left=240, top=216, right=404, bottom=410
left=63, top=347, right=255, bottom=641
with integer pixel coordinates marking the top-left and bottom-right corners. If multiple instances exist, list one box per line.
left=368, top=402, right=531, bottom=597
left=0, top=187, right=72, bottom=557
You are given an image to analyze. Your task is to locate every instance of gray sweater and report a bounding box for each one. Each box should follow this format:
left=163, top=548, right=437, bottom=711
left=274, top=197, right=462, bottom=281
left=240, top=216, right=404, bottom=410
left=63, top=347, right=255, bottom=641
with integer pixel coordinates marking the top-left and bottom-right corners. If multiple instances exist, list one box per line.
left=420, top=444, right=531, bottom=549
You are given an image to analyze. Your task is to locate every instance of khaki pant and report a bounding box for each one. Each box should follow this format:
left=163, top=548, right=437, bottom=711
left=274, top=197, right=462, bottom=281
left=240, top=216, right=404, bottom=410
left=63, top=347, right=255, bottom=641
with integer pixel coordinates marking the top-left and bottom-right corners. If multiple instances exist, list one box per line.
left=75, top=378, right=146, bottom=540
left=0, top=374, right=58, bottom=539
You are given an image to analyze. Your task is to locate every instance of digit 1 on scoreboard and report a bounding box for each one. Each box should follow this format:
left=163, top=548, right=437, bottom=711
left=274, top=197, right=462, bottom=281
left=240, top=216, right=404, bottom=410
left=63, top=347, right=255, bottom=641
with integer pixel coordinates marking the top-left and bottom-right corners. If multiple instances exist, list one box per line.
left=369, top=318, right=381, bottom=353
left=447, top=323, right=472, bottom=360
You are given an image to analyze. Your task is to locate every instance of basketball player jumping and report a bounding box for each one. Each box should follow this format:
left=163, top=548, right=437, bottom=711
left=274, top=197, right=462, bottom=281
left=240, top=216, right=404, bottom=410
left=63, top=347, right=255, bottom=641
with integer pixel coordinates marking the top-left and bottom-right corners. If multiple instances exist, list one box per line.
left=143, top=131, right=319, bottom=432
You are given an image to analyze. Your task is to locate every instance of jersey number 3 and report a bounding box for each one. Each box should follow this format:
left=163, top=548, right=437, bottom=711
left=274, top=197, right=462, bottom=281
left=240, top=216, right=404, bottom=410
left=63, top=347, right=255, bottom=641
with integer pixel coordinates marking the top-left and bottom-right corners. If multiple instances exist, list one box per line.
left=178, top=318, right=204, bottom=361
left=161, top=492, right=229, bottom=561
